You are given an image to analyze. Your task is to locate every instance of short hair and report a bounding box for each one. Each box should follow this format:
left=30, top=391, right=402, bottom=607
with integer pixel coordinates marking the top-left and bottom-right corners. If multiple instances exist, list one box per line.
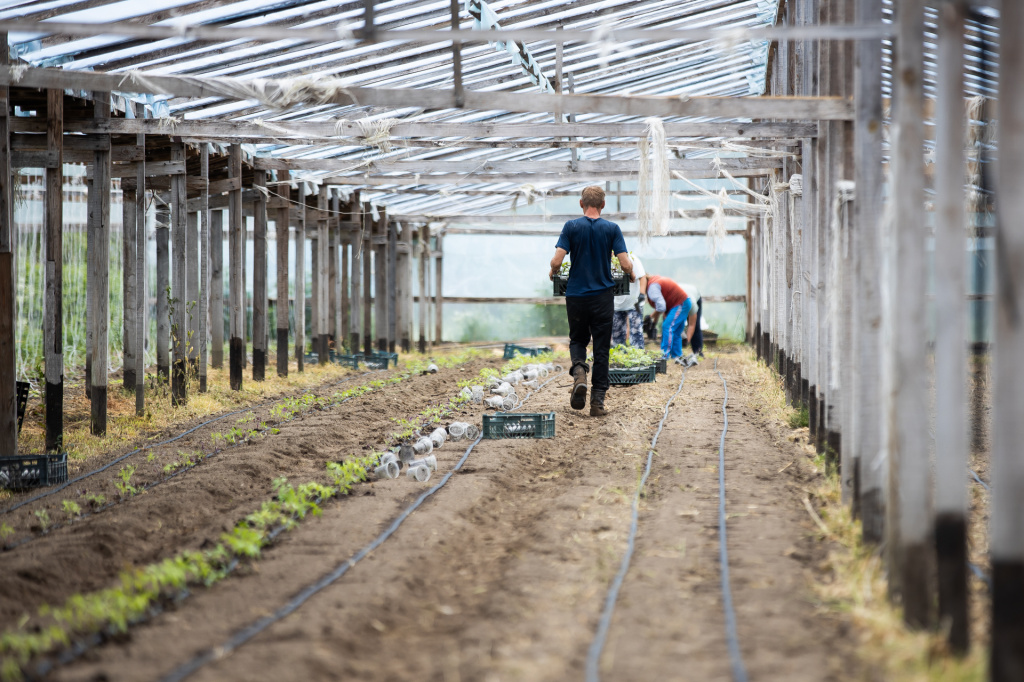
left=581, top=185, right=606, bottom=208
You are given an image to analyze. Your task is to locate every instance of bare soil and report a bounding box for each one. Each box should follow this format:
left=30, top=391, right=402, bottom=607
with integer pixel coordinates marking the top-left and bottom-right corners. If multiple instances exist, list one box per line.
left=36, top=348, right=863, bottom=682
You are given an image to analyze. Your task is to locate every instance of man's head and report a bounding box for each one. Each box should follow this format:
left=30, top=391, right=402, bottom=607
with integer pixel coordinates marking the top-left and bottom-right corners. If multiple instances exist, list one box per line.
left=580, top=185, right=606, bottom=212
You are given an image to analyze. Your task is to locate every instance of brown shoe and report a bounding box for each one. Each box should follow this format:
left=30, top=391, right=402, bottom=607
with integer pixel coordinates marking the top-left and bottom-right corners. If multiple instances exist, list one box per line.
left=590, top=390, right=607, bottom=417
left=570, top=366, right=588, bottom=410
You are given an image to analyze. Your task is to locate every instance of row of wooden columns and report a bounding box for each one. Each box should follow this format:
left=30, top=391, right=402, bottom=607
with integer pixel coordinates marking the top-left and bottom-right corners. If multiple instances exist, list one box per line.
left=0, top=87, right=445, bottom=461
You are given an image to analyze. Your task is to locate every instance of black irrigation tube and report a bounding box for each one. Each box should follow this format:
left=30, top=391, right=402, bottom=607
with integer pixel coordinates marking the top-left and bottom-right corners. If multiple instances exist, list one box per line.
left=1, top=370, right=383, bottom=516
left=585, top=367, right=689, bottom=682
left=713, top=359, right=748, bottom=682
left=159, top=370, right=566, bottom=682
left=26, top=364, right=543, bottom=680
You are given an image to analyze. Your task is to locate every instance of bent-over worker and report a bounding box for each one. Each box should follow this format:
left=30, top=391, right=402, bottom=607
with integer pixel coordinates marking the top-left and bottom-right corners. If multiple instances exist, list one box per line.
left=645, top=275, right=701, bottom=360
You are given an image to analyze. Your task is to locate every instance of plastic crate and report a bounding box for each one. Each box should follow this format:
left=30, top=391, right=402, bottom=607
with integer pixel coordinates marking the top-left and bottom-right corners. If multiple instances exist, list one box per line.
left=332, top=353, right=362, bottom=369
left=366, top=350, right=399, bottom=368
left=553, top=274, right=629, bottom=297
left=16, top=381, right=29, bottom=432
left=502, top=344, right=552, bottom=360
left=608, top=365, right=657, bottom=385
left=361, top=354, right=390, bottom=370
left=482, top=412, right=556, bottom=440
left=655, top=358, right=667, bottom=374
left=0, top=453, right=68, bottom=490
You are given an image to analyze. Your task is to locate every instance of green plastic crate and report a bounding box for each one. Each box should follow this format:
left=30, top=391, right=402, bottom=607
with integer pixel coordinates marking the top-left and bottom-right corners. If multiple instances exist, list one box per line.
left=553, top=274, right=629, bottom=296
left=503, top=343, right=552, bottom=360
left=608, top=365, right=657, bottom=385
left=366, top=350, right=399, bottom=368
left=482, top=412, right=556, bottom=439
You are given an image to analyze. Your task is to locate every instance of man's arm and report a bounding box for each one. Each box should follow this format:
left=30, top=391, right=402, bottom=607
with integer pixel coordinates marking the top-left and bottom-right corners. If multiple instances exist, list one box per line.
left=615, top=251, right=636, bottom=282
left=549, top=247, right=568, bottom=281
left=685, top=307, right=698, bottom=343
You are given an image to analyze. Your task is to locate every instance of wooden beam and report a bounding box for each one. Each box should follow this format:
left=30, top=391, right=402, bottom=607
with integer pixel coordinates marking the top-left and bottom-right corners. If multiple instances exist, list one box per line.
left=198, top=144, right=209, bottom=392
left=170, top=141, right=187, bottom=407
left=122, top=183, right=136, bottom=392
left=411, top=294, right=746, bottom=305
left=418, top=224, right=428, bottom=353
left=0, top=66, right=857, bottom=122
left=317, top=185, right=330, bottom=362
left=228, top=143, right=243, bottom=390
left=210, top=208, right=224, bottom=369
left=252, top=157, right=783, bottom=174
left=349, top=193, right=362, bottom=354
left=0, top=34, right=15, bottom=454
left=317, top=168, right=774, bottom=186
left=397, top=212, right=754, bottom=225
left=44, top=88, right=63, bottom=452
left=362, top=202, right=373, bottom=356
left=253, top=168, right=268, bottom=380
left=374, top=207, right=387, bottom=352
left=440, top=227, right=747, bottom=237
left=330, top=191, right=340, bottom=353
left=275, top=171, right=290, bottom=377
left=339, top=196, right=350, bottom=353
left=90, top=91, right=111, bottom=433
left=434, top=230, right=443, bottom=345
left=387, top=219, right=397, bottom=354
left=294, top=181, right=306, bottom=372
left=155, top=194, right=169, bottom=382
left=24, top=117, right=818, bottom=141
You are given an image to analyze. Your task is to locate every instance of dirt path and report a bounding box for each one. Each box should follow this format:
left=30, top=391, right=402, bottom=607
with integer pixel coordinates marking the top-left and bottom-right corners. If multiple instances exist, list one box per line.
left=46, top=349, right=861, bottom=682
left=0, top=359, right=494, bottom=626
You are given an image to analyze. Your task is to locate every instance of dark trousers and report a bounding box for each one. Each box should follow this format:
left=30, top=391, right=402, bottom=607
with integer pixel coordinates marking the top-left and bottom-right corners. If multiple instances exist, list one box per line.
left=565, top=289, right=614, bottom=392
left=690, top=297, right=704, bottom=355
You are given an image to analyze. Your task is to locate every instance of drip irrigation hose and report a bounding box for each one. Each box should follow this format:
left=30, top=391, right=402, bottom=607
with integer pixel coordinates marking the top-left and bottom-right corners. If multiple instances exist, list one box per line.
left=160, top=370, right=565, bottom=682
left=714, top=358, right=748, bottom=682
left=2, top=370, right=382, bottom=515
left=969, top=468, right=990, bottom=491
left=585, top=367, right=689, bottom=682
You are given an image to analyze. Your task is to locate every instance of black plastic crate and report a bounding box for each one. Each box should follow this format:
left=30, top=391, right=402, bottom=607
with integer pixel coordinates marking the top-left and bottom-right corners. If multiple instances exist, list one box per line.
left=553, top=274, right=629, bottom=297
left=482, top=412, right=556, bottom=440
left=502, top=344, right=552, bottom=360
left=655, top=358, right=667, bottom=374
left=0, top=453, right=68, bottom=490
left=608, top=365, right=657, bottom=385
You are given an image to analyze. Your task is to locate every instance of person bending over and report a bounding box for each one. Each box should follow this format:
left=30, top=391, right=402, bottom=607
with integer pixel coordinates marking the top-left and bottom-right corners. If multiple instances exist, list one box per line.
left=549, top=186, right=634, bottom=416
left=645, top=274, right=699, bottom=360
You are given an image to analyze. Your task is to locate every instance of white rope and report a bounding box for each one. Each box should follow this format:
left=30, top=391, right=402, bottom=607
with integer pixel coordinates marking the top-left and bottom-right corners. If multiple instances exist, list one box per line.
left=636, top=117, right=670, bottom=244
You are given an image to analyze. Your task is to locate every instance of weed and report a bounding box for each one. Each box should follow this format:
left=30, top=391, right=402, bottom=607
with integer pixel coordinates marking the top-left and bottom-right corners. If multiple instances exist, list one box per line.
left=788, top=406, right=810, bottom=429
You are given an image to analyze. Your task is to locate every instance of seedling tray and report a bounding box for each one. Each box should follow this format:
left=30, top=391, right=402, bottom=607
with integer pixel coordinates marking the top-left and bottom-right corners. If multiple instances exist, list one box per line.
left=553, top=274, right=629, bottom=297
left=482, top=412, right=556, bottom=440
left=608, top=365, right=657, bottom=385
left=0, top=453, right=68, bottom=490
left=503, top=343, right=552, bottom=360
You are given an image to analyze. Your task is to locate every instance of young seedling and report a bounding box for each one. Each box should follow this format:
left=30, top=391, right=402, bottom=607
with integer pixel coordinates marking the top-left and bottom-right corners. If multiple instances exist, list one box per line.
left=34, top=509, right=51, bottom=532
left=61, top=500, right=82, bottom=519
left=116, top=464, right=138, bottom=498
left=0, top=522, right=13, bottom=544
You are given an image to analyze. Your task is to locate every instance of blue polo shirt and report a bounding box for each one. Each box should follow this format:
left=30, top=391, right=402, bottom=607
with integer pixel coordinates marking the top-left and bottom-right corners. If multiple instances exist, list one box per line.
left=555, top=216, right=628, bottom=297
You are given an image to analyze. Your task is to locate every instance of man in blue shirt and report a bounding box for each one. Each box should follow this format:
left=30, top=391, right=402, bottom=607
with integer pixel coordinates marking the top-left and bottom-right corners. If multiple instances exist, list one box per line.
left=549, top=186, right=634, bottom=416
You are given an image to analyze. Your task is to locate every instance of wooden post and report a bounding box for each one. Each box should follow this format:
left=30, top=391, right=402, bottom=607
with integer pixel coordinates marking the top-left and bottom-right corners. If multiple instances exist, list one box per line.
left=311, top=231, right=319, bottom=359
left=397, top=224, right=412, bottom=353
left=330, top=190, right=339, bottom=353
left=989, top=1, right=1024, bottom=676
left=0, top=35, right=16, bottom=453
left=198, top=144, right=209, bottom=392
left=933, top=0, right=970, bottom=654
left=44, top=88, right=63, bottom=451
left=434, top=229, right=444, bottom=345
left=123, top=185, right=137, bottom=391
left=156, top=195, right=170, bottom=383
left=350, top=196, right=362, bottom=355
left=242, top=212, right=248, bottom=370
left=363, top=203, right=373, bottom=357
left=887, top=0, right=933, bottom=628
left=134, top=103, right=145, bottom=414
left=170, top=141, right=187, bottom=407
left=210, top=209, right=224, bottom=369
left=388, top=220, right=397, bottom=354
left=317, top=185, right=329, bottom=362
left=91, top=92, right=111, bottom=432
left=295, top=182, right=306, bottom=372
left=375, top=208, right=387, bottom=352
left=252, top=168, right=268, bottom=380
left=855, top=0, right=886, bottom=544
left=228, top=144, right=243, bottom=390
left=275, top=170, right=289, bottom=377
left=418, top=225, right=428, bottom=353
left=186, top=210, right=199, bottom=372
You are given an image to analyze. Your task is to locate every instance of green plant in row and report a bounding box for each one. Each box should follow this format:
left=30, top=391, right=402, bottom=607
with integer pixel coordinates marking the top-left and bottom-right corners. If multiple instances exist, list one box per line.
left=0, top=453, right=380, bottom=682
left=608, top=345, right=661, bottom=369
